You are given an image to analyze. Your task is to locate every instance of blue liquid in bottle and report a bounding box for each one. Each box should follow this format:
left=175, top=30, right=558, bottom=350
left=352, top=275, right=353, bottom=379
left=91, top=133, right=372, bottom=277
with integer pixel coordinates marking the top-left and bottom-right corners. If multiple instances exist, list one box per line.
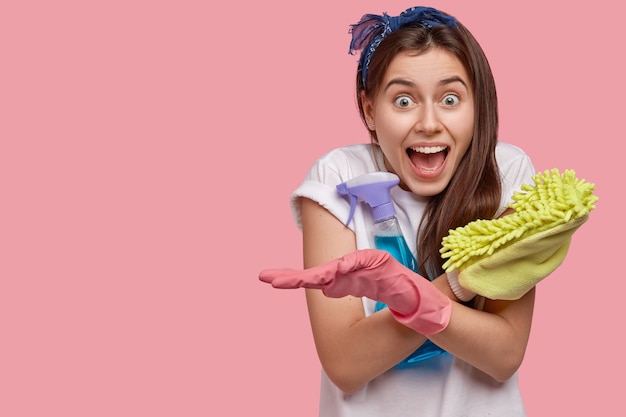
left=374, top=231, right=447, bottom=365
left=374, top=235, right=417, bottom=273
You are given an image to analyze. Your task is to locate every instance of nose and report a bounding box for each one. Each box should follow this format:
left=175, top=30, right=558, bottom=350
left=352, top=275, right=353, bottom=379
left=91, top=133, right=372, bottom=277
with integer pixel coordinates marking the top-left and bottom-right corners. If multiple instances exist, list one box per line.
left=414, top=103, right=443, bottom=135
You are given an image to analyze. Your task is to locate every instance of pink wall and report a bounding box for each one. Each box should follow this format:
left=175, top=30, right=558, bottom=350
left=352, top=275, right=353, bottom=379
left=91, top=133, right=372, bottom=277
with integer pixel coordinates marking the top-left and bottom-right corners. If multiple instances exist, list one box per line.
left=2, top=1, right=622, bottom=415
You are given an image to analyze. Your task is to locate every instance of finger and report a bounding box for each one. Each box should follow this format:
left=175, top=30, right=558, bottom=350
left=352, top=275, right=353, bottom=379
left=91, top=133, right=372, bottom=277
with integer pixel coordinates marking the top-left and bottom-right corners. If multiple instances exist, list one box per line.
left=259, top=269, right=290, bottom=284
left=259, top=269, right=326, bottom=290
left=337, top=249, right=389, bottom=274
left=272, top=276, right=324, bottom=290
left=271, top=269, right=327, bottom=289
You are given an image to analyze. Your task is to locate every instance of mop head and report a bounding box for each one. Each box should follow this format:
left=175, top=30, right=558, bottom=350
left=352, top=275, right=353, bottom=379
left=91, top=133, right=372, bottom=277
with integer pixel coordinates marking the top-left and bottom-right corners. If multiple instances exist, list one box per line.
left=440, top=169, right=598, bottom=300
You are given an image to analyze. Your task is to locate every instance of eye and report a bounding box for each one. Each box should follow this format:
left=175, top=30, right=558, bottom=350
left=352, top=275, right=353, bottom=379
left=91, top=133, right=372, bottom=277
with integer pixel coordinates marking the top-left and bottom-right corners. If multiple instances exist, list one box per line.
left=441, top=94, right=460, bottom=107
left=394, top=95, right=415, bottom=108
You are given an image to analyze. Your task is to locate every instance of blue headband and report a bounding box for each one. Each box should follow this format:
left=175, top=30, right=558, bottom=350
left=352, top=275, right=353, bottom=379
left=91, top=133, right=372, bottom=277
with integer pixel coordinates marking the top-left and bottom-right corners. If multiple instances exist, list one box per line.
left=348, top=6, right=458, bottom=86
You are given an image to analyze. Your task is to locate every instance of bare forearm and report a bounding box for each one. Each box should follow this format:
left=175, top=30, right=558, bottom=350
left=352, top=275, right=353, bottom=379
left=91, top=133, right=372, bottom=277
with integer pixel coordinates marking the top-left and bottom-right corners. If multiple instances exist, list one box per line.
left=322, top=277, right=534, bottom=388
left=308, top=275, right=454, bottom=393
left=306, top=290, right=427, bottom=393
left=428, top=287, right=535, bottom=381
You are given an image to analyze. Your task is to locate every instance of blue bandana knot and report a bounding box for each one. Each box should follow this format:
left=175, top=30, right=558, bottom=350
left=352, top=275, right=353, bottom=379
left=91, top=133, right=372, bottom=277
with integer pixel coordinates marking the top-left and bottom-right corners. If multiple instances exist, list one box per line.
left=348, top=6, right=458, bottom=86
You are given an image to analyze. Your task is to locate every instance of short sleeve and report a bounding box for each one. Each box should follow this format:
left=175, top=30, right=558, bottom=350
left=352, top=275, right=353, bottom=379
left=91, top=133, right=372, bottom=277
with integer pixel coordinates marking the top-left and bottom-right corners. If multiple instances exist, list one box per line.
left=495, top=142, right=536, bottom=216
left=290, top=144, right=381, bottom=231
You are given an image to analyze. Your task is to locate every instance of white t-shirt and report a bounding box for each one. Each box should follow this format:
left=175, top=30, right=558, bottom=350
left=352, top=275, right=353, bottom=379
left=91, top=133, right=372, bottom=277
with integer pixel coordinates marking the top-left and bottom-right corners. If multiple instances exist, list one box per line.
left=290, top=142, right=536, bottom=417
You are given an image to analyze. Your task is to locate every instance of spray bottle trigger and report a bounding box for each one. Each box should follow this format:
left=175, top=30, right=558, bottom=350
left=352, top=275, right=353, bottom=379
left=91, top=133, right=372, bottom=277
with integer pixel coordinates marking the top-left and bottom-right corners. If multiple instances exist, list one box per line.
left=336, top=181, right=357, bottom=226
left=344, top=194, right=358, bottom=226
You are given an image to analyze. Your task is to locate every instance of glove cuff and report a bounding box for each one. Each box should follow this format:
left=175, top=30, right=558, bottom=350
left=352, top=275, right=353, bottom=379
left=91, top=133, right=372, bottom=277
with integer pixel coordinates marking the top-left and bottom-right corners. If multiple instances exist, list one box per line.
left=446, top=270, right=475, bottom=302
left=390, top=302, right=452, bottom=336
left=389, top=279, right=453, bottom=336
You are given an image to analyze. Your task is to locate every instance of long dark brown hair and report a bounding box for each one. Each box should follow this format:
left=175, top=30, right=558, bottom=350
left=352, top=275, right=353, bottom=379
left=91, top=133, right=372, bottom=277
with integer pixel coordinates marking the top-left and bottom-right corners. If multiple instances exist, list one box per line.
left=357, top=21, right=502, bottom=279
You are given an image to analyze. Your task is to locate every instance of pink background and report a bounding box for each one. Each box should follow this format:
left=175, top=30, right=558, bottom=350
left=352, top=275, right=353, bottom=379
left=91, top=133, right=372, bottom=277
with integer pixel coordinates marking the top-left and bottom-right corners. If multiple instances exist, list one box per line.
left=1, top=0, right=623, bottom=415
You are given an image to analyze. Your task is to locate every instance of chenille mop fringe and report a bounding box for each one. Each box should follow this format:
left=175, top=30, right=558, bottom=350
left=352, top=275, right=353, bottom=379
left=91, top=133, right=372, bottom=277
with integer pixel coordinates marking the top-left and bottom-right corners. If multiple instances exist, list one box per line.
left=440, top=169, right=598, bottom=273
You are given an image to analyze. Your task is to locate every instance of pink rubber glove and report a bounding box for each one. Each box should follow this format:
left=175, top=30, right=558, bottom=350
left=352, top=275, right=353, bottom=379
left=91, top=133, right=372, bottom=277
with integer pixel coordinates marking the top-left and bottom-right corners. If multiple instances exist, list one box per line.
left=259, top=249, right=451, bottom=336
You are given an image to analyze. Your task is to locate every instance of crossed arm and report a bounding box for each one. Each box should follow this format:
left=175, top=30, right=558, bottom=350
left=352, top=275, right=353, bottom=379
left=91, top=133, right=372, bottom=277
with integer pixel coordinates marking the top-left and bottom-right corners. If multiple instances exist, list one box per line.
left=300, top=197, right=535, bottom=394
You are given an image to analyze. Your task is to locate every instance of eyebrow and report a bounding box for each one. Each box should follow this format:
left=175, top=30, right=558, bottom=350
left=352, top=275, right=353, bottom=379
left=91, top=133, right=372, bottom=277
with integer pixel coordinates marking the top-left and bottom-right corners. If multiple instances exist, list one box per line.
left=439, top=76, right=468, bottom=89
left=383, top=76, right=469, bottom=92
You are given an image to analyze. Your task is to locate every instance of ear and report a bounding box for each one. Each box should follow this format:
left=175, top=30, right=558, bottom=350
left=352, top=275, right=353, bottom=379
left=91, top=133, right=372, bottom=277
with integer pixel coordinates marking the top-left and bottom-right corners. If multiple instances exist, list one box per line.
left=360, top=91, right=375, bottom=130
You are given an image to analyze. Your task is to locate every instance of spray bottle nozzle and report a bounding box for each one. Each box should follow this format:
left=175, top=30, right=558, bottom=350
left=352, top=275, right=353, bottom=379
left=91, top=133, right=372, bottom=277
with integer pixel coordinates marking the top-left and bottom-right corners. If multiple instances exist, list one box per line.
left=336, top=172, right=400, bottom=226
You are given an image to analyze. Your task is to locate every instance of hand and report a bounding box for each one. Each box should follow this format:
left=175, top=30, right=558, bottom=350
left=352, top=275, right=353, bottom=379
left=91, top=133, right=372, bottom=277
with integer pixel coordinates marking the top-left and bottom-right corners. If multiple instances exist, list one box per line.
left=442, top=169, right=597, bottom=300
left=260, top=249, right=451, bottom=335
left=448, top=214, right=588, bottom=300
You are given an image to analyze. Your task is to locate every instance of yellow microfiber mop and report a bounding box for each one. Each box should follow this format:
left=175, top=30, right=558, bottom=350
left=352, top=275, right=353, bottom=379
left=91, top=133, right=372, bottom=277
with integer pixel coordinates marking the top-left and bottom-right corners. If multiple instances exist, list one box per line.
left=440, top=169, right=598, bottom=300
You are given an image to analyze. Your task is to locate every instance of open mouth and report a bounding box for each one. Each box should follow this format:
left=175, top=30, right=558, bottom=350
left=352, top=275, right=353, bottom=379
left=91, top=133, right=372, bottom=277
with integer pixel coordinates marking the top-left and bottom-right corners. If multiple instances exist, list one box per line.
left=407, top=145, right=448, bottom=172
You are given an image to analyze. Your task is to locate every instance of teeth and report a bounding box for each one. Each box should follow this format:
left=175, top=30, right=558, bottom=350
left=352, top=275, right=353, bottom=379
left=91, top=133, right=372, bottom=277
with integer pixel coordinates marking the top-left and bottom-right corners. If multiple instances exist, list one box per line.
left=410, top=146, right=447, bottom=154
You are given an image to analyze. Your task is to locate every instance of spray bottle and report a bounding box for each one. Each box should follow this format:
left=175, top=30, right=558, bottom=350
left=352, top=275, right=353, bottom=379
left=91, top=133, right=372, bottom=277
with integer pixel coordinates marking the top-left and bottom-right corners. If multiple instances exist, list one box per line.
left=337, top=172, right=446, bottom=365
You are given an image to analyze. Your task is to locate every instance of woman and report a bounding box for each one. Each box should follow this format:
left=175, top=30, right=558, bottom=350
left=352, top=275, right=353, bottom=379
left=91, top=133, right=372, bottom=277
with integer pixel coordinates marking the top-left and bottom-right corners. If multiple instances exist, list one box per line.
left=261, top=6, right=536, bottom=416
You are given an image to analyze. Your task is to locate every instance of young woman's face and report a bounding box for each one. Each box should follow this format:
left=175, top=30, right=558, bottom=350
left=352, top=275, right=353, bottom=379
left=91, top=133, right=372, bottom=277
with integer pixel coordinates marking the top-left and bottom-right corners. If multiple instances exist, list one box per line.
left=362, top=47, right=474, bottom=196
